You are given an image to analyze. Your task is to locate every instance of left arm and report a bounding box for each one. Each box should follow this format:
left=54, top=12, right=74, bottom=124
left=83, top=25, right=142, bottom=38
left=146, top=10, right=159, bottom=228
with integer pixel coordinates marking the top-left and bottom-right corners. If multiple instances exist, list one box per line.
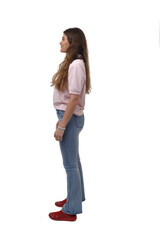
left=54, top=94, right=79, bottom=141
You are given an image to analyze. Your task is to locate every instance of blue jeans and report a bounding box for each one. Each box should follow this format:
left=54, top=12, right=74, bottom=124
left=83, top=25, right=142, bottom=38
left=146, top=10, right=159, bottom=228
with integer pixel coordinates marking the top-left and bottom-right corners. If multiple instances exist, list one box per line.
left=56, top=110, right=85, bottom=214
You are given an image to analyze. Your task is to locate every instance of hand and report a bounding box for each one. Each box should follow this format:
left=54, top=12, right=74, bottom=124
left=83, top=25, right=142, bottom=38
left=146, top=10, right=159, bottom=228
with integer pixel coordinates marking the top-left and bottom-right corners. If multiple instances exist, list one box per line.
left=54, top=128, right=64, bottom=141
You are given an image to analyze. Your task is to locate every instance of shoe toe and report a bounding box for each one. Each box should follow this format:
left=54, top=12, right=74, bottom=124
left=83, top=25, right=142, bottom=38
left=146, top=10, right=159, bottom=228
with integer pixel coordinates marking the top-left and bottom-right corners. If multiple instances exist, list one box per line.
left=49, top=210, right=77, bottom=221
left=48, top=212, right=55, bottom=219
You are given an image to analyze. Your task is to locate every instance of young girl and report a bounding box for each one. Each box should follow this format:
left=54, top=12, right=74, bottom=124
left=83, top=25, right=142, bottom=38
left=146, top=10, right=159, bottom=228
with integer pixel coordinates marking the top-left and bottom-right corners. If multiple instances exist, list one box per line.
left=49, top=27, right=91, bottom=221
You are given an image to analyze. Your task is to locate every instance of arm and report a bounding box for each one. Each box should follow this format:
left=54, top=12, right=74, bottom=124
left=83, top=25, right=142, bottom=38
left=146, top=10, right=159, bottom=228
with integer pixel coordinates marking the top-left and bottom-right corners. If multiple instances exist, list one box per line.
left=54, top=94, right=79, bottom=141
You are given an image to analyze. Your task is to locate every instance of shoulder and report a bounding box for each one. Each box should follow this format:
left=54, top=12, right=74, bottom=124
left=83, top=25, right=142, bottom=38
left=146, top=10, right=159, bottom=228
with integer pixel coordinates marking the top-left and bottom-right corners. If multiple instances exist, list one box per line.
left=69, top=59, right=85, bottom=71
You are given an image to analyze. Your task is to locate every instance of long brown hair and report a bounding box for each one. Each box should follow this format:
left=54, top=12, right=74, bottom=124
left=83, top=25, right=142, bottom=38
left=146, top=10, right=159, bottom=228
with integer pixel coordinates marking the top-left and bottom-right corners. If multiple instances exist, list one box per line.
left=51, top=27, right=91, bottom=94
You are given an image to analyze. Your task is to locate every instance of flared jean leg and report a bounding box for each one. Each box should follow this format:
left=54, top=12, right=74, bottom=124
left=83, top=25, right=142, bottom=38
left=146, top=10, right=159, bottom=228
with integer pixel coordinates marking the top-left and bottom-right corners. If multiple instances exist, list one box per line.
left=62, top=166, right=83, bottom=214
left=77, top=156, right=85, bottom=202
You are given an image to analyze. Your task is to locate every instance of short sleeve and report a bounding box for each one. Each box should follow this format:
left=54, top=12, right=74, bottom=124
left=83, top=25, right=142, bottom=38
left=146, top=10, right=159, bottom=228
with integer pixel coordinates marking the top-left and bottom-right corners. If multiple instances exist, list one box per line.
left=68, top=60, right=86, bottom=95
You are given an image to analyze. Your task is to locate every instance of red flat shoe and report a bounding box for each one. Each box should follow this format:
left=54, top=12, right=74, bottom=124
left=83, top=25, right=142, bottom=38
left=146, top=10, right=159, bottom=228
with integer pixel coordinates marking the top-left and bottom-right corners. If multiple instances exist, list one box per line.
left=55, top=198, right=67, bottom=207
left=49, top=210, right=77, bottom=221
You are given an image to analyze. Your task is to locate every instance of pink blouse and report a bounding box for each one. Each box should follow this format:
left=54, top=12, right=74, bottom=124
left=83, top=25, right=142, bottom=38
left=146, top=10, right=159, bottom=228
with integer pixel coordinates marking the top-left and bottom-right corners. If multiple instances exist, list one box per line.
left=53, top=59, right=86, bottom=116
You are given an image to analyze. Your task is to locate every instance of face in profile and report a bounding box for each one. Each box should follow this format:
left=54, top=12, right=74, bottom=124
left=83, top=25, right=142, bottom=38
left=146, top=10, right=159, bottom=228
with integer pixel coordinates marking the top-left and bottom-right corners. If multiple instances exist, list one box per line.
left=59, top=34, right=70, bottom=53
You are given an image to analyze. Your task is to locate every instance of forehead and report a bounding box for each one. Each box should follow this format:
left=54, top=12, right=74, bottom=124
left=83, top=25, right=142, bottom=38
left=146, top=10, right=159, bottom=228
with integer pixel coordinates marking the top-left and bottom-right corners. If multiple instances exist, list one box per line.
left=62, top=33, right=67, bottom=39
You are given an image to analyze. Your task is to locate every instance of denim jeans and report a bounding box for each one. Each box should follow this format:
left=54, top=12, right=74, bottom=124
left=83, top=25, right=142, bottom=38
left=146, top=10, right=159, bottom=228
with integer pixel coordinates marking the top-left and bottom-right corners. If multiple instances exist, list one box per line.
left=56, top=110, right=85, bottom=214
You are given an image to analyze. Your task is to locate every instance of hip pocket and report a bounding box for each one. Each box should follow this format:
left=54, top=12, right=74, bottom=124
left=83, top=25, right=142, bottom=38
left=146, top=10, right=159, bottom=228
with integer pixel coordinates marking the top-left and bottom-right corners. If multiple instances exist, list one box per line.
left=74, top=115, right=84, bottom=129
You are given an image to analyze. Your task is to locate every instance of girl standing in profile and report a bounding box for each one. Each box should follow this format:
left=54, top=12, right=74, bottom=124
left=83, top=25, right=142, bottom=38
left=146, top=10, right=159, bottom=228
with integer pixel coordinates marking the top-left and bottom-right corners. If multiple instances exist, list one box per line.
left=49, top=27, right=91, bottom=221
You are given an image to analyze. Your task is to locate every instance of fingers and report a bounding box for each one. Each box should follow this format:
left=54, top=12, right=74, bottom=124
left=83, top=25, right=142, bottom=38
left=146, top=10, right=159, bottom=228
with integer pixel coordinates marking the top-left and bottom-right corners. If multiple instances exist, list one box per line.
left=54, top=131, right=56, bottom=138
left=55, top=135, right=62, bottom=141
left=54, top=130, right=63, bottom=142
left=58, top=136, right=62, bottom=141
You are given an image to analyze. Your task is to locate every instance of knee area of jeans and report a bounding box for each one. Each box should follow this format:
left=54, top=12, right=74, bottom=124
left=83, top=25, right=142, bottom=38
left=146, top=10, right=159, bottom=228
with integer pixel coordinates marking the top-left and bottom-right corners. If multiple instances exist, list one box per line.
left=64, top=165, right=79, bottom=172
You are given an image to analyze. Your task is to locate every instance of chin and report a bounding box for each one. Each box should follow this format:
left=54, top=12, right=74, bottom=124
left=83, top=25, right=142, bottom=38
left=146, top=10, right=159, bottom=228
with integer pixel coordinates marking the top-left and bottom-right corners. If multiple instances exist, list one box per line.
left=60, top=49, right=66, bottom=53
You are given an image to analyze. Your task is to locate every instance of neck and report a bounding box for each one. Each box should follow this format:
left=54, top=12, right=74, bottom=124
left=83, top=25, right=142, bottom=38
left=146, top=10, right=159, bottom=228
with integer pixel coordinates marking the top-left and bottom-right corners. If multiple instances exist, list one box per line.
left=77, top=54, right=83, bottom=59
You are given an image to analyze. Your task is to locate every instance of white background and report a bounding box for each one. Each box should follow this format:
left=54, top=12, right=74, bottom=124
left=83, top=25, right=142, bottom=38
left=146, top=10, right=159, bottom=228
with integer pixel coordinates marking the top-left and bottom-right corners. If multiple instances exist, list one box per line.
left=0, top=0, right=160, bottom=239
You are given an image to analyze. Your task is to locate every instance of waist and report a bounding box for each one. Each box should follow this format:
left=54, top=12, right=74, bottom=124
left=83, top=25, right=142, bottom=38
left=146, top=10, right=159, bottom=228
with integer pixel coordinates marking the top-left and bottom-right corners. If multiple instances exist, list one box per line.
left=56, top=109, right=84, bottom=117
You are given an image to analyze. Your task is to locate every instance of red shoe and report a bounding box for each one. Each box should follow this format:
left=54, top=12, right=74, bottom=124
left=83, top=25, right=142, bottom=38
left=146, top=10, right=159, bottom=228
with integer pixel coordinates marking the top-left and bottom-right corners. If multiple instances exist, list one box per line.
left=55, top=198, right=67, bottom=207
left=49, top=210, right=77, bottom=221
